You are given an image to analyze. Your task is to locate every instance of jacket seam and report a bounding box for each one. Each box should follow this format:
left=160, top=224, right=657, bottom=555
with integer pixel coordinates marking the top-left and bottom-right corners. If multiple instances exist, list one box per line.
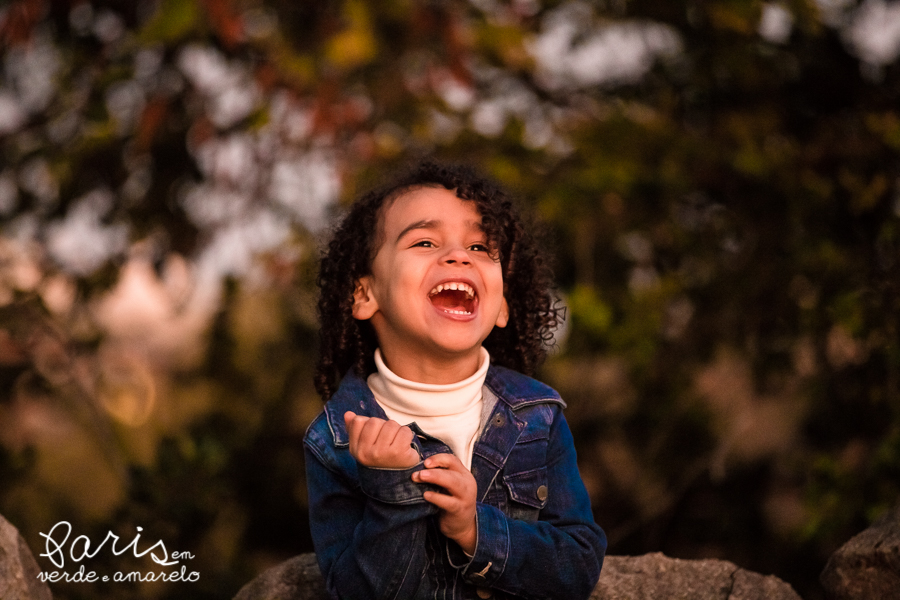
left=390, top=524, right=418, bottom=600
left=304, top=439, right=344, bottom=478
left=509, top=397, right=565, bottom=409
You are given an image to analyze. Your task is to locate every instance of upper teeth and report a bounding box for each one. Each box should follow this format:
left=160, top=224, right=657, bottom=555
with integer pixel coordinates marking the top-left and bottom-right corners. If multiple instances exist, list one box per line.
left=430, top=282, right=475, bottom=298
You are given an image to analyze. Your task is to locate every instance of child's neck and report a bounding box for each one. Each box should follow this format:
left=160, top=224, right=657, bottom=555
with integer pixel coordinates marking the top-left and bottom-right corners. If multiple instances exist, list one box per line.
left=377, top=346, right=485, bottom=384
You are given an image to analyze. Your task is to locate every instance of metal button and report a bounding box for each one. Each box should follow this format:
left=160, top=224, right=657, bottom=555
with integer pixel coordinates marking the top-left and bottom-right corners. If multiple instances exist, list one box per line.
left=492, top=414, right=505, bottom=427
left=476, top=587, right=492, bottom=599
left=536, top=485, right=548, bottom=502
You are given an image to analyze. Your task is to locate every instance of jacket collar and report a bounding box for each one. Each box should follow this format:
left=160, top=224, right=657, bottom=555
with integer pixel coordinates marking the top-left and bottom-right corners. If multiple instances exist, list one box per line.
left=483, top=364, right=564, bottom=408
left=324, top=363, right=563, bottom=448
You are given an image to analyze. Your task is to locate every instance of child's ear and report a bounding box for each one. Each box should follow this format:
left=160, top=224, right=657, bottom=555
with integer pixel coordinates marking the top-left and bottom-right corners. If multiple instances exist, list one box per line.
left=495, top=297, right=509, bottom=328
left=352, top=277, right=379, bottom=320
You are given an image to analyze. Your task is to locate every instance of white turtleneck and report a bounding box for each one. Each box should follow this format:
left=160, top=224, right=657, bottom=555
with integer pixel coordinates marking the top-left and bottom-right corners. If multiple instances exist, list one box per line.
left=367, top=347, right=489, bottom=470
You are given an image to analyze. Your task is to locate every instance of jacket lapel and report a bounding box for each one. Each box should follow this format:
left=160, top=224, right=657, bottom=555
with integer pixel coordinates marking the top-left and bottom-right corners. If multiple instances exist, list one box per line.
left=470, top=387, right=526, bottom=502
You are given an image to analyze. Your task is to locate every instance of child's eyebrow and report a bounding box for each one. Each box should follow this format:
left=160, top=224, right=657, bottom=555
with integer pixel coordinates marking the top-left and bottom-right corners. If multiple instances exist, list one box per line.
left=395, top=219, right=484, bottom=242
left=396, top=219, right=439, bottom=242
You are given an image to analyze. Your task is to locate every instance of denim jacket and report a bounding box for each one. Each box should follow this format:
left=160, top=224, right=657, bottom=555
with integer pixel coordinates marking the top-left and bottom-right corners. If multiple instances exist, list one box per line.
left=304, top=364, right=607, bottom=600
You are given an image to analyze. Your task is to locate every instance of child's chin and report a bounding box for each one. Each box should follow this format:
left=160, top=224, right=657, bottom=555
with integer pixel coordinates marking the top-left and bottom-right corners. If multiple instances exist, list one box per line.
left=432, top=334, right=489, bottom=355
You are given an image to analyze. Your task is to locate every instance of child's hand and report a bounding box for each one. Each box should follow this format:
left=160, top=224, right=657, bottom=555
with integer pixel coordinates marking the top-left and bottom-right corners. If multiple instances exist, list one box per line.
left=412, top=453, right=477, bottom=555
left=344, top=411, right=420, bottom=469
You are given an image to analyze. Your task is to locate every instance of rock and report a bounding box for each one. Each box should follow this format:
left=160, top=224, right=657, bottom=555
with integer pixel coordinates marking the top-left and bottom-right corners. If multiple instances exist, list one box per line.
left=233, top=552, right=802, bottom=600
left=0, top=514, right=53, bottom=600
left=820, top=504, right=900, bottom=600
left=729, top=568, right=804, bottom=600
left=592, top=553, right=801, bottom=600
left=233, top=553, right=327, bottom=600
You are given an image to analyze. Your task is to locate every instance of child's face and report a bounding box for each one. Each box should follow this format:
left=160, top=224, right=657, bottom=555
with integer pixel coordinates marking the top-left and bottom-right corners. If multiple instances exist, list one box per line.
left=352, top=186, right=508, bottom=380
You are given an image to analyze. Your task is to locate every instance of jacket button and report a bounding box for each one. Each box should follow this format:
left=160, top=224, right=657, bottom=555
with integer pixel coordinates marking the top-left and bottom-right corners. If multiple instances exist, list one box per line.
left=492, top=414, right=505, bottom=427
left=536, top=484, right=548, bottom=501
left=476, top=587, right=493, bottom=599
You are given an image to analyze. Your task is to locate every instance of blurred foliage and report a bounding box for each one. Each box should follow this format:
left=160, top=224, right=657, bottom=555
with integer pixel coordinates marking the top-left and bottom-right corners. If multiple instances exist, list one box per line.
left=1, top=0, right=900, bottom=599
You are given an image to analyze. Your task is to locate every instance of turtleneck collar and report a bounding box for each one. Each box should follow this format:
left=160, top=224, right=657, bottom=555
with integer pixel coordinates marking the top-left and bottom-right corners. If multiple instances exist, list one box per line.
left=369, top=347, right=490, bottom=418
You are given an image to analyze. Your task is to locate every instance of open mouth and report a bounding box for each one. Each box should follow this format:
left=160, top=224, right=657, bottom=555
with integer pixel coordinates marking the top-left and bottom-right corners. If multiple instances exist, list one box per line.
left=428, top=282, right=476, bottom=315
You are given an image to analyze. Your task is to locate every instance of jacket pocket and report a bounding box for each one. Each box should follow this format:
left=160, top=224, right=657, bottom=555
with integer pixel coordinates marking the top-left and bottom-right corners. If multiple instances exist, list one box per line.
left=503, top=467, right=548, bottom=522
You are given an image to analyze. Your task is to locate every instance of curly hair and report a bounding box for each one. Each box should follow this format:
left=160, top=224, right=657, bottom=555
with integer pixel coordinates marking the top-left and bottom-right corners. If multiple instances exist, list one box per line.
left=314, top=160, right=560, bottom=401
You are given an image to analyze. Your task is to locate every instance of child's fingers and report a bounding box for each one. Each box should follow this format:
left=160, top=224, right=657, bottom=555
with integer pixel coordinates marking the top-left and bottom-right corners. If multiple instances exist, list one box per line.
left=415, top=463, right=475, bottom=500
left=351, top=415, right=385, bottom=453
left=374, top=418, right=403, bottom=447
left=348, top=417, right=416, bottom=467
left=344, top=411, right=369, bottom=431
left=418, top=467, right=462, bottom=493
left=345, top=412, right=381, bottom=451
left=423, top=452, right=465, bottom=472
left=417, top=469, right=459, bottom=495
left=390, top=422, right=415, bottom=451
left=423, top=489, right=464, bottom=511
left=344, top=411, right=367, bottom=451
left=375, top=421, right=419, bottom=464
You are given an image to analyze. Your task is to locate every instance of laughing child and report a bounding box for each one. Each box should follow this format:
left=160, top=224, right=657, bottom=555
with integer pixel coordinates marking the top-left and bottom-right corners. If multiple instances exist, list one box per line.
left=304, top=161, right=606, bottom=599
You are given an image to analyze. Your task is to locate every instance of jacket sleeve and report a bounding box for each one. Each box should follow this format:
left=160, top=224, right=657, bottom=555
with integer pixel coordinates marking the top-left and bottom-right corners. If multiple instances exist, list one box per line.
left=455, top=410, right=607, bottom=600
left=304, top=417, right=439, bottom=600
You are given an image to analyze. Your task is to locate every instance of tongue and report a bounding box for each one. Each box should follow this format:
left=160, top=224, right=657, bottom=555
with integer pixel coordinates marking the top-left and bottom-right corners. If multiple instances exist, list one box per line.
left=430, top=289, right=472, bottom=312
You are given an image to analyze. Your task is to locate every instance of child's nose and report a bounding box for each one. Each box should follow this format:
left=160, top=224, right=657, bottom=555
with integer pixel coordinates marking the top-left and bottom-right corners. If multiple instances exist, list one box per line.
left=441, top=245, right=471, bottom=265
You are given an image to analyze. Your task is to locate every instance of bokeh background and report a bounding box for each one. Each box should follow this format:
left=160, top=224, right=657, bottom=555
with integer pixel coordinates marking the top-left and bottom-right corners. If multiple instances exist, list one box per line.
left=1, top=0, right=899, bottom=598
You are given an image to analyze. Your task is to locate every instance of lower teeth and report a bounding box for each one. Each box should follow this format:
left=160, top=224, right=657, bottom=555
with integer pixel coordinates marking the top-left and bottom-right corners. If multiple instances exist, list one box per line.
left=445, top=309, right=471, bottom=315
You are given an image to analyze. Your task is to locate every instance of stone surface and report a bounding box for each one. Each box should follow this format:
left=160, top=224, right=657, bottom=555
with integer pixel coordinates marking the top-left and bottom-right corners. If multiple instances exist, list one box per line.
left=0, top=513, right=53, bottom=600
left=234, top=553, right=327, bottom=600
left=821, top=504, right=900, bottom=600
left=592, top=553, right=801, bottom=600
left=233, top=552, right=802, bottom=600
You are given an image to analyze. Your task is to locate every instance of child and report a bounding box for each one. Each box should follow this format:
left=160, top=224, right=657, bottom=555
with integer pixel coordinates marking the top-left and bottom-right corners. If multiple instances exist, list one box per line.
left=304, top=161, right=606, bottom=600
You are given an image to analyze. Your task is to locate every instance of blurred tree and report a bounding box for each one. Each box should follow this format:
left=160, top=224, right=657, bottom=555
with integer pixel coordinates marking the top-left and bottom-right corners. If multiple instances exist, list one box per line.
left=1, top=1, right=899, bottom=599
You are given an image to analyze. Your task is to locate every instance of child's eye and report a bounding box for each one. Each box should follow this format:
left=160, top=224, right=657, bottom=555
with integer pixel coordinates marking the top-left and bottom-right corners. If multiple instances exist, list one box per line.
left=469, top=243, right=490, bottom=252
left=412, top=240, right=435, bottom=248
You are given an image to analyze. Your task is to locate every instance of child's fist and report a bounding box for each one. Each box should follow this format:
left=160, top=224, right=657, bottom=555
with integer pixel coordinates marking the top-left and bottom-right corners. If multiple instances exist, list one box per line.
left=344, top=412, right=420, bottom=469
